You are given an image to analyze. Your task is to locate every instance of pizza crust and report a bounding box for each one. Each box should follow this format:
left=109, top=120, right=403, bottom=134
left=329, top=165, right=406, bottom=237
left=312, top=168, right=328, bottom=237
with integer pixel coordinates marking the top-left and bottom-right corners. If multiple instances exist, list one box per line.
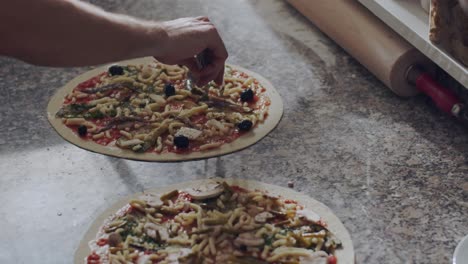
left=74, top=178, right=355, bottom=264
left=47, top=57, right=283, bottom=161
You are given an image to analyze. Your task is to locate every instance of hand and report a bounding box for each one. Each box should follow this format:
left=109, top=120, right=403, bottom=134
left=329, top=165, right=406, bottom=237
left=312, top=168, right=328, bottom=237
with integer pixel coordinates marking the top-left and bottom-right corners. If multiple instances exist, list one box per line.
left=0, top=1, right=229, bottom=74
left=153, top=17, right=228, bottom=86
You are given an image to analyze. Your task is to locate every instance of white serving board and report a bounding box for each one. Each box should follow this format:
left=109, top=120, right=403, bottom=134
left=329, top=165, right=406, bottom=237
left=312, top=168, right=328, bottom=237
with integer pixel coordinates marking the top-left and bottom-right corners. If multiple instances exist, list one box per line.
left=358, top=0, right=468, bottom=89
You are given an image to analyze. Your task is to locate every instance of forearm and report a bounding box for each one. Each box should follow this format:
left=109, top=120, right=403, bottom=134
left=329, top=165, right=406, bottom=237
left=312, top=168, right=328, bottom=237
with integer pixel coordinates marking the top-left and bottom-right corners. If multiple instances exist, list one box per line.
left=0, top=0, right=164, bottom=66
left=0, top=0, right=228, bottom=84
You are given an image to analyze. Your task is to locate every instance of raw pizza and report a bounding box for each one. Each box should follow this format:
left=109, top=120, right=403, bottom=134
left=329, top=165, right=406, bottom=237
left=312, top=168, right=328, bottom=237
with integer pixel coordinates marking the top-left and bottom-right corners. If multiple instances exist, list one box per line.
left=49, top=58, right=282, bottom=161
left=80, top=180, right=350, bottom=264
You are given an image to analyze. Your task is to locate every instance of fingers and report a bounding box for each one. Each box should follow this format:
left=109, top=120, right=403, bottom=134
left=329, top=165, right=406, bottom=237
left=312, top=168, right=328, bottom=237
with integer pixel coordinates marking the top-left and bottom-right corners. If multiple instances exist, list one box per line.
left=156, top=16, right=228, bottom=85
left=177, top=57, right=216, bottom=86
left=195, top=16, right=210, bottom=22
left=201, top=55, right=225, bottom=86
left=178, top=57, right=202, bottom=74
left=214, top=64, right=225, bottom=85
left=195, top=63, right=218, bottom=86
left=199, top=49, right=228, bottom=86
left=179, top=35, right=227, bottom=86
left=207, top=52, right=227, bottom=86
left=200, top=26, right=228, bottom=85
left=206, top=31, right=228, bottom=62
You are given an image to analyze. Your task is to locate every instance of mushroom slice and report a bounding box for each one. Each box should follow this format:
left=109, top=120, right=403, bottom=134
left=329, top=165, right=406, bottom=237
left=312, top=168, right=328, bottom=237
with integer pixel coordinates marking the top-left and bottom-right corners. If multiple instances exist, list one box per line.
left=160, top=189, right=179, bottom=201
left=184, top=182, right=225, bottom=200
left=254, top=212, right=274, bottom=223
left=175, top=127, right=202, bottom=140
left=296, top=209, right=321, bottom=223
left=139, top=193, right=164, bottom=208
left=108, top=232, right=122, bottom=247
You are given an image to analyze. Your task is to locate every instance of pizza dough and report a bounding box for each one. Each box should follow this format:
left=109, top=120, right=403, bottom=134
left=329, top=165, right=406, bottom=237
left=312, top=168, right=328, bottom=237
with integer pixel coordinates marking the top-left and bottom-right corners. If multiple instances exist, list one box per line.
left=74, top=178, right=355, bottom=264
left=47, top=57, right=283, bottom=161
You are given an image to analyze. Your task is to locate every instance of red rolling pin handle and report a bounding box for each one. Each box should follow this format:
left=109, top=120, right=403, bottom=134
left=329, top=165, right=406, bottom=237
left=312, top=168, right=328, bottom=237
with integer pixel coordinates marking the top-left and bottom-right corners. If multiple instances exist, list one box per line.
left=407, top=65, right=463, bottom=116
left=415, top=73, right=461, bottom=115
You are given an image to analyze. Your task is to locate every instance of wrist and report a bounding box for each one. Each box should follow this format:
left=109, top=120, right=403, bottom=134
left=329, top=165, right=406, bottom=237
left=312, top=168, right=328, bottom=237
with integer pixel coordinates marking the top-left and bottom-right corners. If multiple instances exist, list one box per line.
left=133, top=21, right=168, bottom=60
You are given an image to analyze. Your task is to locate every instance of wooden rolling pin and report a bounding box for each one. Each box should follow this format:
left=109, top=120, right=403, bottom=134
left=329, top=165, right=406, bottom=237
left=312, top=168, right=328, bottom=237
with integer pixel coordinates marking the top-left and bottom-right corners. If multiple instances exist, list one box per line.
left=287, top=0, right=467, bottom=120
left=286, top=0, right=432, bottom=97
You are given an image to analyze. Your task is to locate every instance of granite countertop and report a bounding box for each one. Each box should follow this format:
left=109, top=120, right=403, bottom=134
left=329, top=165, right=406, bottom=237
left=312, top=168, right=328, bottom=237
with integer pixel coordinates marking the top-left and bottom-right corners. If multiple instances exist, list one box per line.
left=0, top=1, right=467, bottom=263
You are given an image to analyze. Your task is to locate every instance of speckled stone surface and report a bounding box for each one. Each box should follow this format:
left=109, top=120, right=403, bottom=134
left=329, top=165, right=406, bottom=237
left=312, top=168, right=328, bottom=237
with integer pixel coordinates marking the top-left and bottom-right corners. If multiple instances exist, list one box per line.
left=0, top=1, right=467, bottom=263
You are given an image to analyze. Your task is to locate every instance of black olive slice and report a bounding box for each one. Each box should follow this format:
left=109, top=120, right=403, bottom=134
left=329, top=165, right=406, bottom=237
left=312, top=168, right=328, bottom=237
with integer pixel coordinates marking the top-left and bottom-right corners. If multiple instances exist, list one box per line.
left=237, top=120, right=253, bottom=131
left=108, top=65, right=124, bottom=76
left=174, top=135, right=189, bottom=149
left=164, top=83, right=176, bottom=97
left=77, top=125, right=87, bottom=137
left=240, top=89, right=254, bottom=102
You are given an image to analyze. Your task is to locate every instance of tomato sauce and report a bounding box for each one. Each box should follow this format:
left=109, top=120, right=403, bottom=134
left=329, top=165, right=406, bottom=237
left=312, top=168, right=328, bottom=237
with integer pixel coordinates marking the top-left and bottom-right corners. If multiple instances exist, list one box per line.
left=168, top=129, right=241, bottom=153
left=77, top=73, right=106, bottom=90
left=167, top=145, right=194, bottom=154
left=95, top=129, right=121, bottom=146
left=86, top=252, right=100, bottom=264
left=68, top=120, right=120, bottom=146
left=124, top=205, right=134, bottom=214
left=96, top=238, right=108, bottom=247
left=230, top=185, right=248, bottom=193
left=190, top=114, right=207, bottom=124
left=177, top=192, right=193, bottom=202
left=224, top=130, right=241, bottom=142
left=160, top=216, right=174, bottom=223
left=169, top=102, right=184, bottom=111
left=328, top=255, right=337, bottom=264
left=316, top=220, right=328, bottom=228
